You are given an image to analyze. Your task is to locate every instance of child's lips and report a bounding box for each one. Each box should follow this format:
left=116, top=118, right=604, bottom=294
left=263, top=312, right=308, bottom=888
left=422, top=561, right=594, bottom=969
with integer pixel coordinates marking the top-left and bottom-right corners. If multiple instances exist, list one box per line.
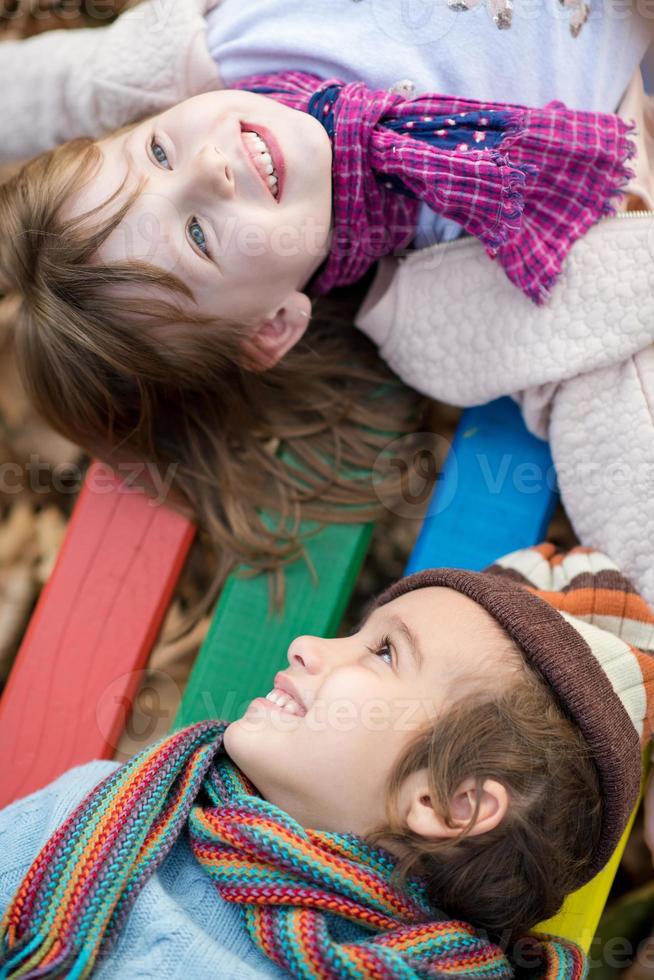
left=248, top=673, right=308, bottom=717
left=253, top=693, right=303, bottom=717
left=272, top=671, right=307, bottom=714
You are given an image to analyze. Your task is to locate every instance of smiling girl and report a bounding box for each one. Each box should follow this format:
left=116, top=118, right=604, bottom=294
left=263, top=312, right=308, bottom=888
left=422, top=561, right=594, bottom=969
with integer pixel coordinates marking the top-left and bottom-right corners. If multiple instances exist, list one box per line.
left=63, top=89, right=334, bottom=365
left=0, top=42, right=424, bottom=628
left=1, top=541, right=653, bottom=978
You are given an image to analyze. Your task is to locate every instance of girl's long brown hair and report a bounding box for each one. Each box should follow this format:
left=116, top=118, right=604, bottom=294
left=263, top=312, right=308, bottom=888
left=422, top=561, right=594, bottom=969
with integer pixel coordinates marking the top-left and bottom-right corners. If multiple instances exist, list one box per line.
left=0, top=132, right=426, bottom=630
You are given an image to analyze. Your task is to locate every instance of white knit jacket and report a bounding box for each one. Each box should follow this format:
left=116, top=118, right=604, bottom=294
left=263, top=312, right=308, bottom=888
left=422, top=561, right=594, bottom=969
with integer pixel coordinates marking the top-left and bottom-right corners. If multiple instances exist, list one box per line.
left=0, top=0, right=223, bottom=163
left=2, top=5, right=654, bottom=606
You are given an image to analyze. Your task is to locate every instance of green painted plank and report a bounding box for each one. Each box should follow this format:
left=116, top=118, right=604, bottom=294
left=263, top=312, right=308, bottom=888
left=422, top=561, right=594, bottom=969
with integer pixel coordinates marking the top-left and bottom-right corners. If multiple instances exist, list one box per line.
left=175, top=519, right=373, bottom=726
left=176, top=383, right=422, bottom=727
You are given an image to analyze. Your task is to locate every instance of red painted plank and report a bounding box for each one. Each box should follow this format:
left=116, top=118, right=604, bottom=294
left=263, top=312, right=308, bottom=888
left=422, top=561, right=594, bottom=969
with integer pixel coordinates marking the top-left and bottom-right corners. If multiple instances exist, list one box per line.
left=0, top=461, right=195, bottom=805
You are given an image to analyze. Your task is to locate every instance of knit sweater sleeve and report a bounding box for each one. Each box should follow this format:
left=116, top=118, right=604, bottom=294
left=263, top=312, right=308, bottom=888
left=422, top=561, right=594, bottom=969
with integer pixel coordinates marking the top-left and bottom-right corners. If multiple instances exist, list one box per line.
left=353, top=214, right=654, bottom=411
left=0, top=761, right=119, bottom=915
left=0, top=760, right=288, bottom=979
left=0, top=0, right=223, bottom=164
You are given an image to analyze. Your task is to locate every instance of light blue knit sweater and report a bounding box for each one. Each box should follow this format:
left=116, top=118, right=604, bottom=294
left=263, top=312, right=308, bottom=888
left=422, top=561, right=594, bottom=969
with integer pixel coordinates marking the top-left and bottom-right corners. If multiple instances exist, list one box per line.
left=0, top=762, right=288, bottom=979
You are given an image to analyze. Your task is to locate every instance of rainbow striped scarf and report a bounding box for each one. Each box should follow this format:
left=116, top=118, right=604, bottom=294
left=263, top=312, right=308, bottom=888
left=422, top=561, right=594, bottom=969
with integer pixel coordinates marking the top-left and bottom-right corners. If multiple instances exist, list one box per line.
left=0, top=721, right=587, bottom=979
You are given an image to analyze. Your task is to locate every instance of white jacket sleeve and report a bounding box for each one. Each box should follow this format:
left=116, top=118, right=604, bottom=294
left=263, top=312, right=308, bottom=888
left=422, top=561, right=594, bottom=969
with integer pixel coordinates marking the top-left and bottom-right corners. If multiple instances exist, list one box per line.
left=0, top=0, right=223, bottom=164
left=354, top=216, right=654, bottom=408
left=542, top=348, right=654, bottom=610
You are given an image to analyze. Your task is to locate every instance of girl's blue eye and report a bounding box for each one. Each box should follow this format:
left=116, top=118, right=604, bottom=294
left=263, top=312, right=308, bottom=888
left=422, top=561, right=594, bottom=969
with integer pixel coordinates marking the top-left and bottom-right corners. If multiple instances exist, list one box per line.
left=377, top=646, right=392, bottom=666
left=150, top=139, right=170, bottom=170
left=371, top=638, right=394, bottom=667
left=150, top=137, right=211, bottom=258
left=188, top=219, right=209, bottom=255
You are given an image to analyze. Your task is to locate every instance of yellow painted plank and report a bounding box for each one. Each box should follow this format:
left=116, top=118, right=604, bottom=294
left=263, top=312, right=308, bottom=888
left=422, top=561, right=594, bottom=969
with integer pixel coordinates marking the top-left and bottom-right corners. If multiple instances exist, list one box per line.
left=538, top=748, right=650, bottom=952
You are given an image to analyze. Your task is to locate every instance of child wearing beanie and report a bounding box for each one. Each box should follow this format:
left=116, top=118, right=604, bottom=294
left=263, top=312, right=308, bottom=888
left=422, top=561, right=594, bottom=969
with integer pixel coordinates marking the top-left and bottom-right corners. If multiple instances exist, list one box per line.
left=1, top=542, right=652, bottom=979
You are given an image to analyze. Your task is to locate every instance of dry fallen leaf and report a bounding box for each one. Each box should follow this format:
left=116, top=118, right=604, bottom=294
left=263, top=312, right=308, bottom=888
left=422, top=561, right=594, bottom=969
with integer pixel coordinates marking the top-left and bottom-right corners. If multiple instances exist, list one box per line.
left=0, top=563, right=36, bottom=682
left=0, top=501, right=37, bottom=567
left=34, top=505, right=68, bottom=584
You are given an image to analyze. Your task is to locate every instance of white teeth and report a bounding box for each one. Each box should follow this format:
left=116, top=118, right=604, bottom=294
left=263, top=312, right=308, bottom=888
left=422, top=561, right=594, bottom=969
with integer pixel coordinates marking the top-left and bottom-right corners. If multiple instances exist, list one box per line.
left=260, top=151, right=273, bottom=169
left=243, top=130, right=279, bottom=198
left=264, top=688, right=300, bottom=714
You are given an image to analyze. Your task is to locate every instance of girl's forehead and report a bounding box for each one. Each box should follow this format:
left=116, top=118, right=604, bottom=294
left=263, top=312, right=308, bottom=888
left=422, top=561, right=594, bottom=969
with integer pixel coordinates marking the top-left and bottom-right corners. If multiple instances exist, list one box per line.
left=377, top=586, right=521, bottom=674
left=378, top=584, right=485, bottom=626
left=65, top=133, right=194, bottom=280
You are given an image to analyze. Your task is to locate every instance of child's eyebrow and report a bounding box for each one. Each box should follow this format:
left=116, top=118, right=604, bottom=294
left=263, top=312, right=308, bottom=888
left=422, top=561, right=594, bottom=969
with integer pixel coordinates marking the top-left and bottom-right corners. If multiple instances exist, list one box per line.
left=387, top=614, right=424, bottom=671
left=122, top=135, right=152, bottom=192
left=94, top=133, right=149, bottom=220
left=350, top=610, right=424, bottom=670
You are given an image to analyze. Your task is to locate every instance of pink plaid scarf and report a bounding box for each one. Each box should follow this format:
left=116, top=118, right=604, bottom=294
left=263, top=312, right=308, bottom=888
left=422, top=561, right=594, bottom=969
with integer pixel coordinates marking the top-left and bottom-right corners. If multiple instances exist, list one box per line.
left=233, top=71, right=636, bottom=304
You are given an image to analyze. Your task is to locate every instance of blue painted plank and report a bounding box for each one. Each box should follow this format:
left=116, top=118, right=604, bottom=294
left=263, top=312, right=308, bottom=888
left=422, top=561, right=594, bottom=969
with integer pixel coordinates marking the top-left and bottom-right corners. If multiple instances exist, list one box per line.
left=406, top=397, right=558, bottom=574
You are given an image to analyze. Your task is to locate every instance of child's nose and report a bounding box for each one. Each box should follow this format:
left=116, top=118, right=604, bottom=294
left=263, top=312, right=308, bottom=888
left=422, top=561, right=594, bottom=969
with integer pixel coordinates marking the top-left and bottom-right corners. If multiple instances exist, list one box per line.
left=195, top=144, right=235, bottom=200
left=287, top=635, right=327, bottom=674
left=287, top=634, right=355, bottom=676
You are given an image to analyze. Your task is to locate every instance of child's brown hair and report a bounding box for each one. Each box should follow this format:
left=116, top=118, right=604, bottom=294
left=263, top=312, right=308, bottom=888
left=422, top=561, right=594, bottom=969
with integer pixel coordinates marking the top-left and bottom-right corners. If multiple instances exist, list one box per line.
left=373, top=661, right=602, bottom=945
left=0, top=131, right=424, bottom=628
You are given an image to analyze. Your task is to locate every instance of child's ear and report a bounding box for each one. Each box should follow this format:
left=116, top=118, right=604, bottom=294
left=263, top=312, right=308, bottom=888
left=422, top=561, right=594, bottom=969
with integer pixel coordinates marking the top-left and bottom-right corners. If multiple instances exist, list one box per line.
left=402, top=771, right=509, bottom=841
left=243, top=291, right=312, bottom=371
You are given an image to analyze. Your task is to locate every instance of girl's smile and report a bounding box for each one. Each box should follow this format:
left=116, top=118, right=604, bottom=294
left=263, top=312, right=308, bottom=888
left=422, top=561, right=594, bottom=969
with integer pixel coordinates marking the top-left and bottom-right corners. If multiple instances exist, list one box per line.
left=240, top=122, right=286, bottom=200
left=253, top=671, right=307, bottom=715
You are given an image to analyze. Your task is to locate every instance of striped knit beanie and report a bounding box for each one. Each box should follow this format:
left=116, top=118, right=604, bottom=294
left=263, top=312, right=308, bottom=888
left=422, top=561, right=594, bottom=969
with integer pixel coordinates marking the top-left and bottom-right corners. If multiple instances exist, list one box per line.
left=374, top=543, right=654, bottom=882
